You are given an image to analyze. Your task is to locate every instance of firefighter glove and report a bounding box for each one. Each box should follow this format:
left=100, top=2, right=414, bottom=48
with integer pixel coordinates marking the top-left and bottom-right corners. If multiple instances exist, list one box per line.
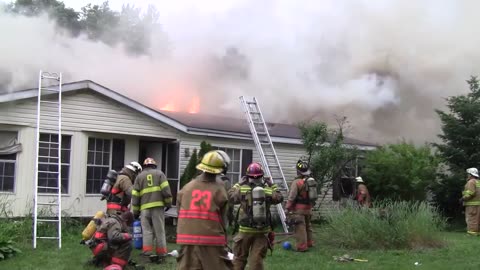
left=264, top=177, right=273, bottom=187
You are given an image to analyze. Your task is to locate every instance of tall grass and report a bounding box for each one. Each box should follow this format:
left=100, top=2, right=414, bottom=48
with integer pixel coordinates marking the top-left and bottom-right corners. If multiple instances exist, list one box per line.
left=317, top=200, right=446, bottom=250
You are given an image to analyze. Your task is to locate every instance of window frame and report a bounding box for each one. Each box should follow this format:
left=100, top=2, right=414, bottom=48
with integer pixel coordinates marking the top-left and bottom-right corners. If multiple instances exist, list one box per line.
left=0, top=153, right=17, bottom=193
left=212, top=146, right=252, bottom=185
left=86, top=137, right=112, bottom=195
left=37, top=133, right=72, bottom=194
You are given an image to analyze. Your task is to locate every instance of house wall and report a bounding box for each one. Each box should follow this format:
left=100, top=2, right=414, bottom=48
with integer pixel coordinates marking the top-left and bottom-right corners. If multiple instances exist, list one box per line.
left=0, top=90, right=181, bottom=217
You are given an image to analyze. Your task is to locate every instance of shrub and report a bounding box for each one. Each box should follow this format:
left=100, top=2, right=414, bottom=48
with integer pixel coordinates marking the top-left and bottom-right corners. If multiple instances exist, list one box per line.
left=317, top=201, right=446, bottom=250
left=0, top=240, right=21, bottom=261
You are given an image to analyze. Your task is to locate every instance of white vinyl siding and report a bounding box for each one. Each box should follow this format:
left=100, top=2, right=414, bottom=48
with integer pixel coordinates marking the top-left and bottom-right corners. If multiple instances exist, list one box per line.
left=0, top=91, right=179, bottom=139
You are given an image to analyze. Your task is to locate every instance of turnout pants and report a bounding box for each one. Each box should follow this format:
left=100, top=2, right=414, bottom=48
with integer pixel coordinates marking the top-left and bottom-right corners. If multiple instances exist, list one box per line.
left=176, top=245, right=232, bottom=270
left=291, top=212, right=314, bottom=251
left=91, top=241, right=132, bottom=268
left=141, top=207, right=167, bottom=254
left=232, top=232, right=269, bottom=270
left=465, top=205, right=480, bottom=235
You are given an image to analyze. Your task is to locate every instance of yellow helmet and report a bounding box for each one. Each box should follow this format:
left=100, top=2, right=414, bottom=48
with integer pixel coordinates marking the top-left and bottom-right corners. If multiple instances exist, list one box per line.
left=196, top=150, right=226, bottom=174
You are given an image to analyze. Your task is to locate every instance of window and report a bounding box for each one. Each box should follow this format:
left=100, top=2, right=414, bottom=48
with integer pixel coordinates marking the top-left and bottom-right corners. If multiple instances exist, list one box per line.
left=38, top=134, right=71, bottom=194
left=0, top=154, right=15, bottom=192
left=213, top=147, right=252, bottom=184
left=86, top=138, right=111, bottom=194
left=0, top=131, right=21, bottom=192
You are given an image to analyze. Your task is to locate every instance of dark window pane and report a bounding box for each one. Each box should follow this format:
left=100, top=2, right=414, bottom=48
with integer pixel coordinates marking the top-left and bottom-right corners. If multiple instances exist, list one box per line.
left=104, top=140, right=110, bottom=152
left=166, top=143, right=179, bottom=179
left=51, top=134, right=58, bottom=142
left=95, top=139, right=103, bottom=152
left=3, top=177, right=13, bottom=192
left=241, top=149, right=253, bottom=177
left=103, top=153, right=109, bottom=166
left=87, top=167, right=94, bottom=180
left=39, top=133, right=49, bottom=142
left=62, top=136, right=71, bottom=148
left=4, top=163, right=14, bottom=176
left=87, top=151, right=94, bottom=164
left=50, top=148, right=58, bottom=158
left=112, top=139, right=125, bottom=171
left=95, top=152, right=102, bottom=165
left=88, top=138, right=95, bottom=151
left=61, top=150, right=70, bottom=163
left=39, top=148, right=48, bottom=157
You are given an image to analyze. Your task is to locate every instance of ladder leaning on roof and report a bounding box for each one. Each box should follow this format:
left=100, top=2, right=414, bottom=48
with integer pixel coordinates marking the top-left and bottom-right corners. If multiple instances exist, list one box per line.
left=33, top=71, right=63, bottom=249
left=239, top=96, right=289, bottom=233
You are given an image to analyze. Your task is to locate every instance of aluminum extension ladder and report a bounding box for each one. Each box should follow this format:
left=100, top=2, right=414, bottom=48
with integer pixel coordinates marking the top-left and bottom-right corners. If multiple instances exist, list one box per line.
left=239, top=96, right=289, bottom=233
left=33, top=71, right=63, bottom=249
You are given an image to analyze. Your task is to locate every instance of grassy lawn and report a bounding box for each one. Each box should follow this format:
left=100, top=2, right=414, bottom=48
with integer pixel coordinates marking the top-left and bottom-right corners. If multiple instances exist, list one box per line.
left=1, top=227, right=478, bottom=270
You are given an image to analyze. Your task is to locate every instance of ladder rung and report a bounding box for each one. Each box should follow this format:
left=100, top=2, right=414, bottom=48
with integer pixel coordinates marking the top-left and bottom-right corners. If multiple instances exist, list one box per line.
left=40, top=100, right=59, bottom=104
left=41, top=75, right=60, bottom=80
left=37, top=236, right=59, bottom=239
left=40, top=113, right=59, bottom=117
left=41, top=87, right=60, bottom=92
left=38, top=171, right=59, bottom=174
left=256, top=132, right=267, bottom=135
left=37, top=202, right=58, bottom=206
left=37, top=219, right=59, bottom=223
left=249, top=111, right=261, bottom=114
left=246, top=101, right=256, bottom=105
left=37, top=186, right=59, bottom=190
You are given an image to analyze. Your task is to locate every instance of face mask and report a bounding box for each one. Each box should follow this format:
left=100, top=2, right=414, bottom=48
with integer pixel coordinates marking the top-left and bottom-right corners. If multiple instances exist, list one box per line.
left=249, top=177, right=263, bottom=185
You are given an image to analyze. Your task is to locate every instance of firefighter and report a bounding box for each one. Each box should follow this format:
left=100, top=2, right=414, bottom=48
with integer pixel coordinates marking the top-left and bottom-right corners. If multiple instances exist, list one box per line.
left=106, top=161, right=142, bottom=215
left=88, top=211, right=134, bottom=269
left=216, top=150, right=235, bottom=227
left=132, top=157, right=172, bottom=257
left=229, top=162, right=283, bottom=270
left=460, top=168, right=480, bottom=235
left=176, top=150, right=232, bottom=270
left=286, top=160, right=316, bottom=252
left=355, top=176, right=371, bottom=208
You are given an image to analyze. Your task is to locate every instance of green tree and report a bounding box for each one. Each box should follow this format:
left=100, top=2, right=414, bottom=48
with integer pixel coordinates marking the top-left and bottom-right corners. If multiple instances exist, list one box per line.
left=363, top=142, right=439, bottom=201
left=179, top=141, right=213, bottom=188
left=299, top=117, right=359, bottom=204
left=432, top=76, right=480, bottom=218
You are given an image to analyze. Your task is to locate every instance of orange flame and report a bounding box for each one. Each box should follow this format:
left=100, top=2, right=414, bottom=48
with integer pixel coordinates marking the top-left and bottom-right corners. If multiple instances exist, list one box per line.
left=188, top=97, right=200, bottom=114
left=160, top=102, right=176, bottom=112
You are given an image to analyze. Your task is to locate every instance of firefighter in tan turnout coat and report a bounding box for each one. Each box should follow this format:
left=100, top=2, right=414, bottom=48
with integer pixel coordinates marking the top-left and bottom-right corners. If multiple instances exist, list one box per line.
left=461, top=168, right=480, bottom=235
left=176, top=150, right=232, bottom=270
left=132, top=157, right=172, bottom=256
left=106, top=161, right=142, bottom=215
left=286, top=160, right=317, bottom=252
left=229, top=162, right=283, bottom=270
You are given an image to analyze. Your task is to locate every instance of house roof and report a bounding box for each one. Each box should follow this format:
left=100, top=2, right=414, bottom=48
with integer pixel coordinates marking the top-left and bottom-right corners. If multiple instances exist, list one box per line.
left=0, top=80, right=378, bottom=148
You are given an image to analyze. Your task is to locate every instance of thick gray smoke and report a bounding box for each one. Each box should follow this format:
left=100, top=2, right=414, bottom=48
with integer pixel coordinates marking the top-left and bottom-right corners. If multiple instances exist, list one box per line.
left=1, top=0, right=479, bottom=144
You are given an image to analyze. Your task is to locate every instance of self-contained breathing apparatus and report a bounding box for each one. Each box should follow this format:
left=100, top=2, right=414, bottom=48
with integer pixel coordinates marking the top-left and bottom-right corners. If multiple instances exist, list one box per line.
left=100, top=170, right=118, bottom=201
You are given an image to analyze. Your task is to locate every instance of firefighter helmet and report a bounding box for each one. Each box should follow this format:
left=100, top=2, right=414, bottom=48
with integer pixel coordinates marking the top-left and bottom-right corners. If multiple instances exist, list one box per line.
left=196, top=151, right=226, bottom=174
left=130, top=161, right=142, bottom=173
left=356, top=176, right=364, bottom=183
left=296, top=159, right=311, bottom=176
left=246, top=162, right=264, bottom=178
left=467, top=168, right=479, bottom=178
left=143, top=157, right=157, bottom=168
left=215, top=150, right=231, bottom=173
left=104, top=264, right=122, bottom=270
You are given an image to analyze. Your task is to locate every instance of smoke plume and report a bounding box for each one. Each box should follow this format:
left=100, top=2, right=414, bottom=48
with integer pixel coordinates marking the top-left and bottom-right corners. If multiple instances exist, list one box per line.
left=1, top=0, right=479, bottom=144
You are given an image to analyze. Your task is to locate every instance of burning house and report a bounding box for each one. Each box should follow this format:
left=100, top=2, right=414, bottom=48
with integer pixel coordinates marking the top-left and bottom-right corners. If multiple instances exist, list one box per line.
left=0, top=80, right=377, bottom=217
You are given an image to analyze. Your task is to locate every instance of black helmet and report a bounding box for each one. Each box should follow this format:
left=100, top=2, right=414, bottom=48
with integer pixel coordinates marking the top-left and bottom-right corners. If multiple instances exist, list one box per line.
left=296, top=159, right=311, bottom=176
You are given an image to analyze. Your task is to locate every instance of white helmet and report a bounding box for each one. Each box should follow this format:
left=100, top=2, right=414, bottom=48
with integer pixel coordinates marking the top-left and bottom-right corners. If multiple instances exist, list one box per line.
left=125, top=162, right=142, bottom=173
left=355, top=176, right=364, bottom=183
left=215, top=150, right=231, bottom=173
left=467, top=168, right=479, bottom=178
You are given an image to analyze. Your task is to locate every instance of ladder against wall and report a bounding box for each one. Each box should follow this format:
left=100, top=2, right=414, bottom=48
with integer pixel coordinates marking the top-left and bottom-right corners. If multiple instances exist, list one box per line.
left=33, top=71, right=63, bottom=249
left=239, top=96, right=289, bottom=233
